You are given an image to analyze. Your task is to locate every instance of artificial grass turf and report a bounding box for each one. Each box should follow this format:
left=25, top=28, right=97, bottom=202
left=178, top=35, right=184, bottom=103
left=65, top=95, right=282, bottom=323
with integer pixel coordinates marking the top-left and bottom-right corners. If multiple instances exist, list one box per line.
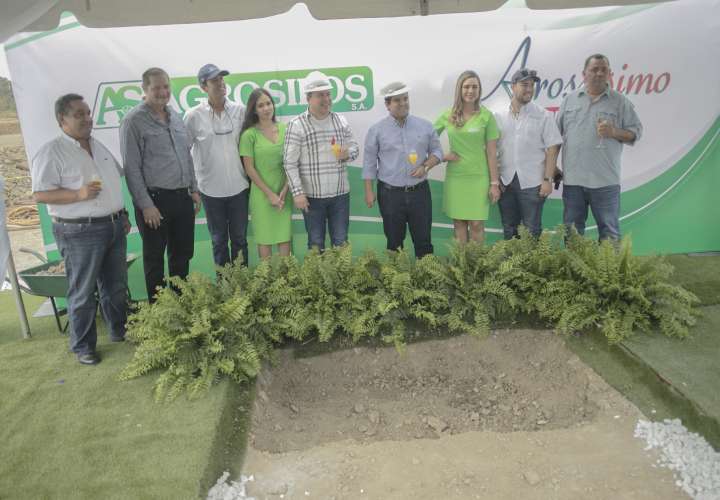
left=567, top=254, right=720, bottom=449
left=665, top=254, right=720, bottom=306
left=620, top=305, right=720, bottom=447
left=0, top=291, right=235, bottom=499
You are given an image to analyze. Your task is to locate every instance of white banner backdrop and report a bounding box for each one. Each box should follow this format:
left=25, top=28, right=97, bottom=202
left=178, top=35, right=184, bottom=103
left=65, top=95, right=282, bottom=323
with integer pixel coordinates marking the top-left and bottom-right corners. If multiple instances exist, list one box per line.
left=4, top=0, right=720, bottom=255
left=5, top=0, right=719, bottom=191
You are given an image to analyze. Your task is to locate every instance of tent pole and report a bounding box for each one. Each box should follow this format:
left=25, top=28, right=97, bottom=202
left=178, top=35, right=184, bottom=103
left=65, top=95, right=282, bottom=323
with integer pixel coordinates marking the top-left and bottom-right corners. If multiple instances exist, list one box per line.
left=5, top=249, right=31, bottom=339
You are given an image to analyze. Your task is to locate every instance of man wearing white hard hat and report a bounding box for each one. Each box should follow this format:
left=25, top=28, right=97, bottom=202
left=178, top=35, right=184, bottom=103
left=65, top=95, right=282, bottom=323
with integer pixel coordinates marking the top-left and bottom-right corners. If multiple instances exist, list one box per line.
left=283, top=70, right=359, bottom=251
left=362, top=82, right=442, bottom=258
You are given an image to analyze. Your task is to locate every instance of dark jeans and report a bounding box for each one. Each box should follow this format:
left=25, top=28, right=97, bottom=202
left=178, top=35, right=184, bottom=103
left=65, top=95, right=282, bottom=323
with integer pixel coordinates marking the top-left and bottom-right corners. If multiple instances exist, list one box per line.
left=498, top=174, right=546, bottom=240
left=377, top=180, right=433, bottom=258
left=53, top=218, right=128, bottom=355
left=302, top=193, right=350, bottom=251
left=134, top=189, right=195, bottom=302
left=200, top=190, right=249, bottom=267
left=562, top=184, right=621, bottom=241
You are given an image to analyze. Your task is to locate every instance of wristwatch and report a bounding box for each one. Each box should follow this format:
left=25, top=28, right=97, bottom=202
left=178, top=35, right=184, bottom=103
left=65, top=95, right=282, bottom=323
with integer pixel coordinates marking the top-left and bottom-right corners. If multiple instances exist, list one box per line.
left=543, top=177, right=553, bottom=183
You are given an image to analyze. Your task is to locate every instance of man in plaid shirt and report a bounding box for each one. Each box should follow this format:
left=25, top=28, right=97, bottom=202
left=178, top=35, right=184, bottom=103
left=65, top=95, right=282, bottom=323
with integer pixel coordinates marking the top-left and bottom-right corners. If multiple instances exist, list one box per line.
left=283, top=71, right=359, bottom=250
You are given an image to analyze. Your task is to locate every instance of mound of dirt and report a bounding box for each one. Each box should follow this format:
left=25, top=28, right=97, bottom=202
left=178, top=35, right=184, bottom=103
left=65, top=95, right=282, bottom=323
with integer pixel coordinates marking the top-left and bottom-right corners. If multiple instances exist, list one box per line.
left=250, top=330, right=599, bottom=453
left=1, top=140, right=32, bottom=209
left=0, top=120, right=21, bottom=135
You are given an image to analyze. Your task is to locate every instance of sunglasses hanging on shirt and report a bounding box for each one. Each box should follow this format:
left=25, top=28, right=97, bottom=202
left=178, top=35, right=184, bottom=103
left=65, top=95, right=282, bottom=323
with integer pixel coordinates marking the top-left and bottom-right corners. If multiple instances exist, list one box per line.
left=211, top=107, right=234, bottom=136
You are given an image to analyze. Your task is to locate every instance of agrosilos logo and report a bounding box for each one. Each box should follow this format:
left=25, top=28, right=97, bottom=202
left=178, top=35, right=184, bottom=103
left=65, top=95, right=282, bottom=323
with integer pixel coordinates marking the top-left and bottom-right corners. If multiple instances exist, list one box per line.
left=91, top=66, right=374, bottom=129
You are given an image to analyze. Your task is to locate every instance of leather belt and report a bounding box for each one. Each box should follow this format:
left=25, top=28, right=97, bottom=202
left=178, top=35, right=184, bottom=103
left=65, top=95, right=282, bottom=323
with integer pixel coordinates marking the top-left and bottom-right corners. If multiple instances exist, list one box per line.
left=148, top=187, right=190, bottom=194
left=380, top=180, right=428, bottom=192
left=53, top=209, right=126, bottom=224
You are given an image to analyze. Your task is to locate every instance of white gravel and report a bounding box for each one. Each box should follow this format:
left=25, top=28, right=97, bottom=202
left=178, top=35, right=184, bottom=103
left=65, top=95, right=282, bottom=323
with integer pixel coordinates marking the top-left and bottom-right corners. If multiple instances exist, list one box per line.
left=207, top=471, right=255, bottom=500
left=635, top=419, right=720, bottom=499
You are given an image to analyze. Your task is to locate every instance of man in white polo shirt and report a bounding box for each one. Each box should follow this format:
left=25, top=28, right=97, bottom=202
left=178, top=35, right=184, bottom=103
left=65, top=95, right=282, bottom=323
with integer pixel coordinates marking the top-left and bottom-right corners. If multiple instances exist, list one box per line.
left=184, top=63, right=249, bottom=267
left=31, top=93, right=130, bottom=365
left=495, top=68, right=562, bottom=239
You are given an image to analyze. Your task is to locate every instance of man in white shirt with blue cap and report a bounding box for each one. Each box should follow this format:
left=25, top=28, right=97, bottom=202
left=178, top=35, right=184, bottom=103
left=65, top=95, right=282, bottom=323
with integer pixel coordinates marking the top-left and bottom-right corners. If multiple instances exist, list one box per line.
left=184, top=63, right=249, bottom=267
left=363, top=82, right=442, bottom=258
left=32, top=94, right=130, bottom=365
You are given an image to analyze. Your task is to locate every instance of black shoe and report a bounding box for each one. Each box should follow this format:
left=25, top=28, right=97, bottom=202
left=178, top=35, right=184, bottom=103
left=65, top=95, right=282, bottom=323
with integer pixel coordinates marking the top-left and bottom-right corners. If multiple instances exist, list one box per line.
left=77, top=353, right=101, bottom=365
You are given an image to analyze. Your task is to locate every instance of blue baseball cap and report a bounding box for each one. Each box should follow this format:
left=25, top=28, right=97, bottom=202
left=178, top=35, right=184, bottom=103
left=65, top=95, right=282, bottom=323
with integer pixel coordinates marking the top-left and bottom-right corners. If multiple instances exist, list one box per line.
left=197, top=64, right=229, bottom=85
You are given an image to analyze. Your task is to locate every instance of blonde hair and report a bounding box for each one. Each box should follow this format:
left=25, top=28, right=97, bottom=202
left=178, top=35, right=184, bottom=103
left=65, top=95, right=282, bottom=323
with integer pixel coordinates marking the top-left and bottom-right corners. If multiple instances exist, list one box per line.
left=450, top=70, right=482, bottom=128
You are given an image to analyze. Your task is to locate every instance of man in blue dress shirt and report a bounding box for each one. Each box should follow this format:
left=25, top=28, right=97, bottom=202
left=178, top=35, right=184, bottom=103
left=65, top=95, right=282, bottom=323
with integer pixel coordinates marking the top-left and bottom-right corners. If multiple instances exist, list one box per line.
left=363, top=82, right=443, bottom=258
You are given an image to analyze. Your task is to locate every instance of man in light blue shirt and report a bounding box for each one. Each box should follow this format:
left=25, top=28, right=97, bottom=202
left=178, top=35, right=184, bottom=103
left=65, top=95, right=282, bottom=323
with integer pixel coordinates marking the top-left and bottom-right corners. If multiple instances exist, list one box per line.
left=363, top=82, right=443, bottom=258
left=557, top=54, right=643, bottom=240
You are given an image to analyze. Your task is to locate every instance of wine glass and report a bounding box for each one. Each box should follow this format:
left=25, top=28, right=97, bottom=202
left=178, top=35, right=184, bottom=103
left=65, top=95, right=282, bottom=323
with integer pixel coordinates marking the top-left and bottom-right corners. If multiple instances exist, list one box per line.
left=407, top=149, right=418, bottom=166
left=596, top=111, right=612, bottom=149
left=90, top=173, right=102, bottom=206
left=330, top=137, right=341, bottom=159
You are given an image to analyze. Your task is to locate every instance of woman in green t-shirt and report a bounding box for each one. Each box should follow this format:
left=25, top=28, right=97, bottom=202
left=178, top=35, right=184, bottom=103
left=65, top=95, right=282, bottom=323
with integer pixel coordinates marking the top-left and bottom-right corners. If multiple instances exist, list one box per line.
left=434, top=70, right=501, bottom=245
left=239, top=88, right=292, bottom=259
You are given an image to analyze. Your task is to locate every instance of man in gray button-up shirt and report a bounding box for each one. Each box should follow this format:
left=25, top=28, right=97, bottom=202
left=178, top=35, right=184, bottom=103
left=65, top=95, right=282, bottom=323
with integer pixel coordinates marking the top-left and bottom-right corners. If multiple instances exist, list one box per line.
left=557, top=54, right=642, bottom=241
left=120, top=67, right=201, bottom=301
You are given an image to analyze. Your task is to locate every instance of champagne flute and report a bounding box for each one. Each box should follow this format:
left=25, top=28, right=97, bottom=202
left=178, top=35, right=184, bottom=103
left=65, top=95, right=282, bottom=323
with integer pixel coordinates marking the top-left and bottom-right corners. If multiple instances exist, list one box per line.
left=408, top=149, right=418, bottom=166
left=90, top=173, right=102, bottom=188
left=90, top=173, right=102, bottom=206
left=596, top=111, right=612, bottom=149
left=330, top=136, right=341, bottom=159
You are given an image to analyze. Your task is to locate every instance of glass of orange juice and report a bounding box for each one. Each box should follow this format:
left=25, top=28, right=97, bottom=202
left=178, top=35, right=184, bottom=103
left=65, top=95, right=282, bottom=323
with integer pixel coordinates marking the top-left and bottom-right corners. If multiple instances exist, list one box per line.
left=90, top=174, right=102, bottom=188
left=408, top=150, right=418, bottom=166
left=331, top=137, right=341, bottom=159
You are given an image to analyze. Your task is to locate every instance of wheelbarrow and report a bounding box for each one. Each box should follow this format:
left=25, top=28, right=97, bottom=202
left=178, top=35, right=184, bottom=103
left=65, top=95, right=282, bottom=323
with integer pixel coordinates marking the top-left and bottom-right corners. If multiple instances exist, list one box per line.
left=14, top=247, right=139, bottom=334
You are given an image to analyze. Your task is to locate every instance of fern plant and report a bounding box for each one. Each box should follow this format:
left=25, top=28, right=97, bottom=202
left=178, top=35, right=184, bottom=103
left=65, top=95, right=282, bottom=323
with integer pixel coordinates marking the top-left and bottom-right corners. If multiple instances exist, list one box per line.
left=120, top=234, right=700, bottom=401
left=534, top=230, right=699, bottom=343
left=119, top=271, right=274, bottom=402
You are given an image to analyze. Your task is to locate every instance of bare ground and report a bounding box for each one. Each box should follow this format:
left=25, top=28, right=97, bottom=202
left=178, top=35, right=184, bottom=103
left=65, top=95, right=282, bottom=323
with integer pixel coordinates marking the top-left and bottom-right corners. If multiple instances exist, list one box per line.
left=2, top=118, right=44, bottom=272
left=242, top=331, right=683, bottom=499
left=7, top=227, right=44, bottom=271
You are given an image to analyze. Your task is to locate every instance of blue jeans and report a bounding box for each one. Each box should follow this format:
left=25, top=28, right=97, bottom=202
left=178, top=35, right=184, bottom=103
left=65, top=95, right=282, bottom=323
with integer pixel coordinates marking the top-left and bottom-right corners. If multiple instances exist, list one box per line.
left=302, top=193, right=350, bottom=250
left=53, top=218, right=128, bottom=355
left=201, top=189, right=249, bottom=267
left=562, top=184, right=621, bottom=241
left=498, top=174, right=546, bottom=240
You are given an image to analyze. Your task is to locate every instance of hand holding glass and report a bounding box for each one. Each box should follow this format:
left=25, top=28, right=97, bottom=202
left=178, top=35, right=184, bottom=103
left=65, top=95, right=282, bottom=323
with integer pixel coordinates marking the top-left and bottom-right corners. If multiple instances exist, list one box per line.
left=408, top=150, right=418, bottom=166
left=596, top=112, right=613, bottom=149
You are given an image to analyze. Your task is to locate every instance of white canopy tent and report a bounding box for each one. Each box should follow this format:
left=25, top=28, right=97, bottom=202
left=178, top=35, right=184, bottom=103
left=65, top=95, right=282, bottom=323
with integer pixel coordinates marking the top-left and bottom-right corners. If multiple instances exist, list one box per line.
left=0, top=0, right=675, bottom=339
left=1, top=0, right=674, bottom=43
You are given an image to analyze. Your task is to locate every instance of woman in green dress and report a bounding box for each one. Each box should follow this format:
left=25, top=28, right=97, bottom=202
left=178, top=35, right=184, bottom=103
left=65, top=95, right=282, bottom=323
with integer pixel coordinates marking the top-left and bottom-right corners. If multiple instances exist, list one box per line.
left=434, top=70, right=501, bottom=245
left=239, top=88, right=292, bottom=259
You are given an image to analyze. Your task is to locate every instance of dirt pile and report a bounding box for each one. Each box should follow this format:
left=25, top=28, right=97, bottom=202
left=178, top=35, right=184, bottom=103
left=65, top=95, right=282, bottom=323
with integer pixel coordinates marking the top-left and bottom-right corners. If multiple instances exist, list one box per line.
left=1, top=144, right=31, bottom=208
left=242, top=330, right=682, bottom=500
left=251, top=330, right=599, bottom=453
left=0, top=119, right=21, bottom=135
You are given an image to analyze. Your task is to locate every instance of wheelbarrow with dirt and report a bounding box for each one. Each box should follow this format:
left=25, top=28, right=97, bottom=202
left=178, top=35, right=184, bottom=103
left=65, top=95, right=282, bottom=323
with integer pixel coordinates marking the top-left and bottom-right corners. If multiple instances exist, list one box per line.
left=13, top=247, right=139, bottom=333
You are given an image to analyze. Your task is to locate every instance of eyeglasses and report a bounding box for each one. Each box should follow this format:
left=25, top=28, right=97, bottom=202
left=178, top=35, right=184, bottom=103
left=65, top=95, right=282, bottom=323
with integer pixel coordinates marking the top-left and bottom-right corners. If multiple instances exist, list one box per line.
left=210, top=107, right=234, bottom=136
